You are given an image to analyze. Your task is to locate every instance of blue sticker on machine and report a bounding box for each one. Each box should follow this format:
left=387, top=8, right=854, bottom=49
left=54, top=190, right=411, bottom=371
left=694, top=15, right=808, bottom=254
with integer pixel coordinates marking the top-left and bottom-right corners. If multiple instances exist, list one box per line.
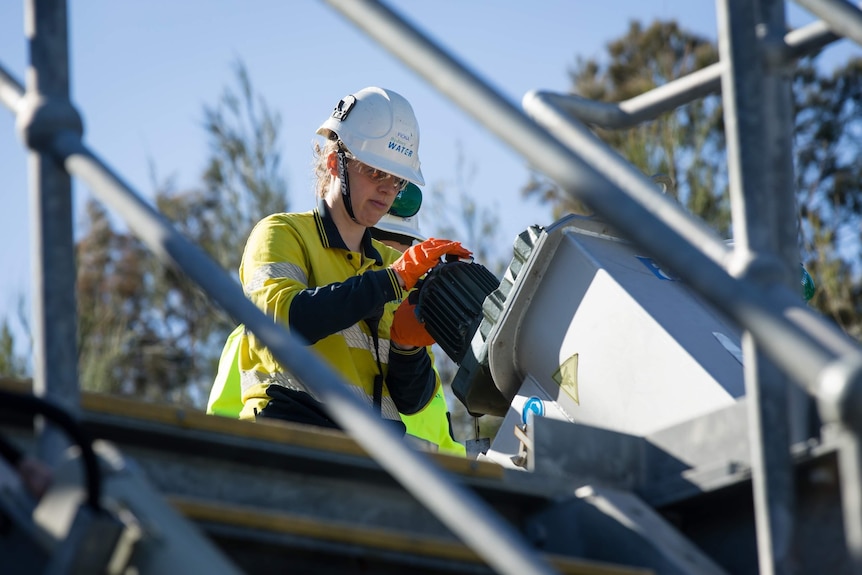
left=636, top=256, right=679, bottom=281
left=522, top=396, right=545, bottom=425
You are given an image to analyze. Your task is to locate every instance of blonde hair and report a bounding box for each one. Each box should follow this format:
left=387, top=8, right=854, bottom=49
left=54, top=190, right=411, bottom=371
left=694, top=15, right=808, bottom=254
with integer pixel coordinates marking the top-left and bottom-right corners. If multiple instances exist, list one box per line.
left=312, top=137, right=340, bottom=198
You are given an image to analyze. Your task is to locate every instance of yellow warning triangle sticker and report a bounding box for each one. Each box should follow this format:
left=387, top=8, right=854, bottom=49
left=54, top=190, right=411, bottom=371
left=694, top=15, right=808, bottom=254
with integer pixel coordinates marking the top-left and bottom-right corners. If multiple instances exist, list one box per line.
left=552, top=353, right=579, bottom=405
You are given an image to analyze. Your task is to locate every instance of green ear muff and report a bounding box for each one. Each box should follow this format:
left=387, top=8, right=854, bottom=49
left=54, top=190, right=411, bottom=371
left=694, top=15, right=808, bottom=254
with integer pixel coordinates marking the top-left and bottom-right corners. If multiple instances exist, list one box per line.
left=388, top=183, right=422, bottom=218
left=801, top=263, right=816, bottom=301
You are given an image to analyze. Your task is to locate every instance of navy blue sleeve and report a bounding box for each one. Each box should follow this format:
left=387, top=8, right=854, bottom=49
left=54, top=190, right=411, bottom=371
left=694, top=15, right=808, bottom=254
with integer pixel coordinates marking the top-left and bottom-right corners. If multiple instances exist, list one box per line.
left=386, top=346, right=436, bottom=415
left=289, top=268, right=401, bottom=344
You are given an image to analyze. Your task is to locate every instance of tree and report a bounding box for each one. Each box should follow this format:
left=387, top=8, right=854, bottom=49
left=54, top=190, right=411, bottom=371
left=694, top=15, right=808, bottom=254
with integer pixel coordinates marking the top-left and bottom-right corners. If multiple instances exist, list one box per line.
left=793, top=57, right=862, bottom=339
left=0, top=296, right=30, bottom=379
left=525, top=20, right=730, bottom=235
left=526, top=19, right=862, bottom=340
left=76, top=61, right=289, bottom=404
left=0, top=318, right=28, bottom=379
left=423, top=141, right=505, bottom=275
left=197, top=60, right=290, bottom=276
left=76, top=200, right=165, bottom=397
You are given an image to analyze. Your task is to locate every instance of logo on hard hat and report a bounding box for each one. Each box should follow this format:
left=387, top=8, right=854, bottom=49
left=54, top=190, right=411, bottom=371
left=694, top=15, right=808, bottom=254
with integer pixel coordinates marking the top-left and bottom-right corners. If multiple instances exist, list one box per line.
left=388, top=139, right=414, bottom=158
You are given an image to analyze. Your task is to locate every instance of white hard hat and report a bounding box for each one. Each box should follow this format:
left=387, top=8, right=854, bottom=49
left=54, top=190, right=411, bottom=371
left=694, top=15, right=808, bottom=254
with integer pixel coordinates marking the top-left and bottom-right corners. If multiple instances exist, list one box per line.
left=373, top=213, right=426, bottom=244
left=317, top=87, right=424, bottom=186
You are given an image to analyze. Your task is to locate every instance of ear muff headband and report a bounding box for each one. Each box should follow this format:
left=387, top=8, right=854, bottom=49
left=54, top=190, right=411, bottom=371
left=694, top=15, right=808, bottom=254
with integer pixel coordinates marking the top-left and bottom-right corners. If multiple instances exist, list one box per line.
left=336, top=145, right=358, bottom=223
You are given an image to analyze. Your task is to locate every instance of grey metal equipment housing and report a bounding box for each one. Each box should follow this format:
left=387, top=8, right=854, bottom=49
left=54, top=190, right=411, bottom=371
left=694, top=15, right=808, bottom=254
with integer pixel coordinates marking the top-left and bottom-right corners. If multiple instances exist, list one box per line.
left=3, top=0, right=862, bottom=574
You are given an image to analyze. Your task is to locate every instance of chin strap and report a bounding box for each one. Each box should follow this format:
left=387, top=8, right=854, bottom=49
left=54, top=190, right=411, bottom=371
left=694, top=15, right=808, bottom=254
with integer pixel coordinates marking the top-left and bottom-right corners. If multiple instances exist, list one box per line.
left=336, top=146, right=359, bottom=224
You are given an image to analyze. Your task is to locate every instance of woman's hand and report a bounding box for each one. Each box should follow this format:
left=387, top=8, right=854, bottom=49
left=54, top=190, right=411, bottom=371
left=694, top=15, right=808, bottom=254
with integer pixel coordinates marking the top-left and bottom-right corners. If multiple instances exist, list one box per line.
left=390, top=238, right=471, bottom=290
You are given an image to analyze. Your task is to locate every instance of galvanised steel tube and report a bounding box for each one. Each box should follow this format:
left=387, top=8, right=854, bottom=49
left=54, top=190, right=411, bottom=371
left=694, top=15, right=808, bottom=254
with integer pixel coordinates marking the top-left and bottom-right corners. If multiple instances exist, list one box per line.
left=0, top=36, right=569, bottom=572
left=794, top=0, right=862, bottom=48
left=784, top=18, right=841, bottom=58
left=532, top=17, right=840, bottom=130
left=522, top=93, right=840, bottom=385
left=323, top=0, right=862, bottom=406
left=324, top=0, right=730, bottom=264
left=2, top=47, right=559, bottom=575
left=718, top=0, right=799, bottom=570
left=554, top=65, right=723, bottom=129
left=0, top=65, right=24, bottom=111
left=524, top=93, right=862, bottom=408
left=43, top=128, right=559, bottom=575
left=821, top=358, right=862, bottom=560
left=18, top=0, right=82, bottom=467
left=838, top=432, right=862, bottom=561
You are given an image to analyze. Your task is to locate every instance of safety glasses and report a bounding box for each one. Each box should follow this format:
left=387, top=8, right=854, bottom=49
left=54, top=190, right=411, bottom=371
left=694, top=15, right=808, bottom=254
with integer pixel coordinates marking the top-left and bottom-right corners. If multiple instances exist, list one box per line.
left=349, top=159, right=409, bottom=192
left=388, top=183, right=423, bottom=218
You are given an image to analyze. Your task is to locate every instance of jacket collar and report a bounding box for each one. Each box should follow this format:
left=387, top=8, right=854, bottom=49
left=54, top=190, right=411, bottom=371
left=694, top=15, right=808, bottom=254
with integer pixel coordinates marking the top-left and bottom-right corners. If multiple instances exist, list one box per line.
left=314, top=198, right=384, bottom=265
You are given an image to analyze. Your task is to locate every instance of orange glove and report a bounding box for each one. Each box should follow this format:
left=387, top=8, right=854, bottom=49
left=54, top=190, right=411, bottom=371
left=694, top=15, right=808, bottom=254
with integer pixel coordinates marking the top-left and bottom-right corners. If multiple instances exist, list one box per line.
left=390, top=238, right=472, bottom=291
left=391, top=299, right=435, bottom=348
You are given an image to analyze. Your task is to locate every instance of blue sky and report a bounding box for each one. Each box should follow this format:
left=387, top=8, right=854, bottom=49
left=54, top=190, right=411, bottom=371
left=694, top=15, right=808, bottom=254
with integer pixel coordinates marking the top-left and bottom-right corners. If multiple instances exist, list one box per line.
left=0, top=1, right=858, bottom=359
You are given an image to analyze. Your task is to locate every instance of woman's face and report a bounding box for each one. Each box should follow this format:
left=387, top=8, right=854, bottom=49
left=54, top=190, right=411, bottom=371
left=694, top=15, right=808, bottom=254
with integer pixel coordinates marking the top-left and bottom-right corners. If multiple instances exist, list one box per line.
left=327, top=152, right=406, bottom=228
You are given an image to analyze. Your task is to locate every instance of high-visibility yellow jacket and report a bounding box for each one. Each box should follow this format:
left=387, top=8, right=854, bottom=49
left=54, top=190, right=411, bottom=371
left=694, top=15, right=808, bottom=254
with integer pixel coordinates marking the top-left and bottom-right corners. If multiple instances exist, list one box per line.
left=206, top=324, right=244, bottom=418
left=236, top=201, right=435, bottom=423
left=401, top=371, right=467, bottom=457
left=207, top=329, right=466, bottom=457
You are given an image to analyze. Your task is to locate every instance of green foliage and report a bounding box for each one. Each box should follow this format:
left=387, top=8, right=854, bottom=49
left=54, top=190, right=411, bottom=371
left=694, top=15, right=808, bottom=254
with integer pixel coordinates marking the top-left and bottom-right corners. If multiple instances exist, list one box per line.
left=0, top=318, right=28, bottom=379
left=77, top=200, right=152, bottom=395
left=423, top=141, right=505, bottom=276
left=793, top=57, right=862, bottom=339
left=525, top=20, right=729, bottom=234
left=76, top=200, right=199, bottom=400
left=76, top=61, right=289, bottom=405
left=525, top=19, right=862, bottom=340
left=199, top=60, right=290, bottom=275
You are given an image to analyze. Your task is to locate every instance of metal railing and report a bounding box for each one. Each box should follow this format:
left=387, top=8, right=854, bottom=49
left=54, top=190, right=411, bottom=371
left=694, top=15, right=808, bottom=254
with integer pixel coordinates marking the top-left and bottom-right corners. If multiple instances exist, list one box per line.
left=0, top=1, right=558, bottom=574
left=323, top=0, right=862, bottom=573
left=3, top=0, right=862, bottom=573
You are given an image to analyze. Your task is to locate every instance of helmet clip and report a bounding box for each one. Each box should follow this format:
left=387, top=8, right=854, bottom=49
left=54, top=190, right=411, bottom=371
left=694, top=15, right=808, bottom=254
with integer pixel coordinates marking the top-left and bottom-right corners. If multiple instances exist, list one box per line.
left=331, top=95, right=357, bottom=121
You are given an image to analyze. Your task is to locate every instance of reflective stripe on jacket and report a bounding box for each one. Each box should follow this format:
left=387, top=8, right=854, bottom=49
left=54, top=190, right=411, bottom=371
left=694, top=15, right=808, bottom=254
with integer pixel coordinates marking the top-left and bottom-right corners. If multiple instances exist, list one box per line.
left=236, top=200, right=434, bottom=421
left=209, top=327, right=466, bottom=457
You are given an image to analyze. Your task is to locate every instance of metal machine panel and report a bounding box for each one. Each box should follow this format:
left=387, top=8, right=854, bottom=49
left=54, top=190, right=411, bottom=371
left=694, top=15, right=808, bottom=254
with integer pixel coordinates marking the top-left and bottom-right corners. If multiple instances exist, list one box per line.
left=485, top=215, right=745, bottom=463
